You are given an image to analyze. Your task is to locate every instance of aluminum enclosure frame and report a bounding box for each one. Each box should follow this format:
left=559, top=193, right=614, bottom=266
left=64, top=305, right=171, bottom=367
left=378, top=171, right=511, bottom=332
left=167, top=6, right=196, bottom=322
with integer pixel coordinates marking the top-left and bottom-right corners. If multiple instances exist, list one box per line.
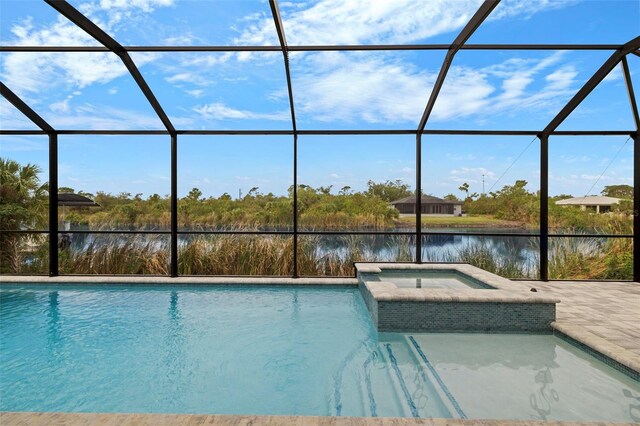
left=1, top=0, right=638, bottom=281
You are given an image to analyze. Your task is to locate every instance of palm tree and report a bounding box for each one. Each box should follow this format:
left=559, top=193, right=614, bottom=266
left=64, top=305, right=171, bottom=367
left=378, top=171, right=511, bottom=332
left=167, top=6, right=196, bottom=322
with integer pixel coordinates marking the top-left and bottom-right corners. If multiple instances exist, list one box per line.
left=458, top=182, right=470, bottom=199
left=0, top=158, right=48, bottom=272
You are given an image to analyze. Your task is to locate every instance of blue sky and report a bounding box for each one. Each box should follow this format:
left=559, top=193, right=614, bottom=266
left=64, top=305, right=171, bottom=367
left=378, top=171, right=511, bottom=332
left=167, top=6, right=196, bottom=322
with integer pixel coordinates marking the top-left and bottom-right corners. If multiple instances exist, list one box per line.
left=0, top=0, right=638, bottom=199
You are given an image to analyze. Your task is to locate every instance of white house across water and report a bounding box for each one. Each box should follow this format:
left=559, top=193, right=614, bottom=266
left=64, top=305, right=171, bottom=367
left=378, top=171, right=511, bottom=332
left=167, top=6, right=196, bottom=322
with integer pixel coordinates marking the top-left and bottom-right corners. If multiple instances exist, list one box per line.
left=555, top=195, right=622, bottom=213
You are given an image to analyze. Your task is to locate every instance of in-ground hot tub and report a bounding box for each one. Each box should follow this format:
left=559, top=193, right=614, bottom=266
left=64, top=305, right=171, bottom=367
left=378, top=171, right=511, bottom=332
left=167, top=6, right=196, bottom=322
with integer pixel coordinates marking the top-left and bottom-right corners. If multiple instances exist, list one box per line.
left=357, top=263, right=558, bottom=333
left=361, top=269, right=495, bottom=289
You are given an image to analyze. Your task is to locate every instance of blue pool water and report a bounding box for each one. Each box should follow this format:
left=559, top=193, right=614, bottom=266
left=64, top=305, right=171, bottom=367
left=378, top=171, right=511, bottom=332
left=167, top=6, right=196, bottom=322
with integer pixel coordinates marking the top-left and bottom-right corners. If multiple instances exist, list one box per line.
left=0, top=285, right=638, bottom=421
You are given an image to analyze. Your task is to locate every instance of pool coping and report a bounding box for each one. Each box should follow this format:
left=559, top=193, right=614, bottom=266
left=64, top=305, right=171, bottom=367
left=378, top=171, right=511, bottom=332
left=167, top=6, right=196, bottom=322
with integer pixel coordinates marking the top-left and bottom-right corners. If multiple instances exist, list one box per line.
left=1, top=412, right=632, bottom=425
left=0, top=275, right=358, bottom=286
left=552, top=322, right=640, bottom=380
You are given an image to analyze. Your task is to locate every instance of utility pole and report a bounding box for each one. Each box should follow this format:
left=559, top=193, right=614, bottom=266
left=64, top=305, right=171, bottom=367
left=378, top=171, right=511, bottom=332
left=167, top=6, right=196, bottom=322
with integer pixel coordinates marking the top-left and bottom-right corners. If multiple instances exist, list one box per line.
left=482, top=174, right=485, bottom=194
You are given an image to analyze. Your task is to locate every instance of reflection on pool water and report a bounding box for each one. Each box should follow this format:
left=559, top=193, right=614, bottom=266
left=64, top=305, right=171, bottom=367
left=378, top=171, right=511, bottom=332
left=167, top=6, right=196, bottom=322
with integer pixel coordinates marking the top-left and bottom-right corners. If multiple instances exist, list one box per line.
left=0, top=285, right=638, bottom=422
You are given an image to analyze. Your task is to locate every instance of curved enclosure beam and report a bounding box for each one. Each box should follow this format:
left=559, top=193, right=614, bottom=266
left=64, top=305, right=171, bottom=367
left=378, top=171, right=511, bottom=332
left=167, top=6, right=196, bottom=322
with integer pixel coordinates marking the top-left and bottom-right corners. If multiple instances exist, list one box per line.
left=621, top=56, right=640, bottom=132
left=44, top=0, right=176, bottom=135
left=417, top=0, right=500, bottom=132
left=268, top=0, right=297, bottom=133
left=541, top=36, right=640, bottom=138
left=0, top=82, right=55, bottom=133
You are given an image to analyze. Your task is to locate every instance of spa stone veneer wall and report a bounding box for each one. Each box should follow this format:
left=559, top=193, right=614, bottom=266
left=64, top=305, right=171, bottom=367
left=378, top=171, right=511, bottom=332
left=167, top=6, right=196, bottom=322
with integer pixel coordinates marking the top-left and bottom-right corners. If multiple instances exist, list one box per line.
left=376, top=301, right=556, bottom=332
left=357, top=263, right=558, bottom=333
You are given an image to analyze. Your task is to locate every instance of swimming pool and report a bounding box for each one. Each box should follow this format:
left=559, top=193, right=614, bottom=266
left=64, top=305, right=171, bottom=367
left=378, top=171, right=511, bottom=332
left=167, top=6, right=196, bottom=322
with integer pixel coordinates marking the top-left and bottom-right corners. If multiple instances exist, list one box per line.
left=0, top=285, right=638, bottom=421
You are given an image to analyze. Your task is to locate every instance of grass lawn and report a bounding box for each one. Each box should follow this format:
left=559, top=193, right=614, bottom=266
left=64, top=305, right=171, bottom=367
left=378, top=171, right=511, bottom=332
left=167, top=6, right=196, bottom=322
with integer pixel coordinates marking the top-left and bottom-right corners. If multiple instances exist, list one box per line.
left=395, top=214, right=525, bottom=228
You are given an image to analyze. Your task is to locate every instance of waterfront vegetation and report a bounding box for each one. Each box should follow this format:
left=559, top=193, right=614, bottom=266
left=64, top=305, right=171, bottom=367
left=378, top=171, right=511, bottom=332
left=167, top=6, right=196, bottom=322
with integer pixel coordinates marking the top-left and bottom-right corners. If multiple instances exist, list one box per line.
left=1, top=158, right=634, bottom=279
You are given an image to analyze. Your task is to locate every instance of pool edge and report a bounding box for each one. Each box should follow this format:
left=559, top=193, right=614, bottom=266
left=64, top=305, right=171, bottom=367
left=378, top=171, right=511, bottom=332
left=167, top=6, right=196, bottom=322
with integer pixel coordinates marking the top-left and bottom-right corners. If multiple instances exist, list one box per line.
left=0, top=276, right=358, bottom=286
left=552, top=322, right=640, bottom=381
left=0, top=411, right=633, bottom=426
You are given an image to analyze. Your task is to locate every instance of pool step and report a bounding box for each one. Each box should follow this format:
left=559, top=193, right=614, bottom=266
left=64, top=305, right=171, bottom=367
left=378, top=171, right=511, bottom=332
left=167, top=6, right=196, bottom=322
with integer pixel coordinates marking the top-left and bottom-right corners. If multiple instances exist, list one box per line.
left=406, top=336, right=467, bottom=419
left=330, top=338, right=461, bottom=418
left=377, top=337, right=456, bottom=419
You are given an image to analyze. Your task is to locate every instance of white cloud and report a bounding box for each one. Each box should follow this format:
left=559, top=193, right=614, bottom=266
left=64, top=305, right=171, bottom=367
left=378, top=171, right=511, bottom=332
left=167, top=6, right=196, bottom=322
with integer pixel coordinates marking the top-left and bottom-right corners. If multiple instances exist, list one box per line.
left=580, top=173, right=614, bottom=181
left=97, top=0, right=173, bottom=13
left=50, top=98, right=71, bottom=113
left=194, top=103, right=290, bottom=121
left=186, top=89, right=205, bottom=98
left=560, top=155, right=590, bottom=163
left=292, top=51, right=435, bottom=123
left=1, top=0, right=165, bottom=103
left=46, top=103, right=163, bottom=129
left=602, top=64, right=623, bottom=82
left=488, top=0, right=579, bottom=20
left=166, top=72, right=198, bottom=84
left=236, top=0, right=576, bottom=46
left=236, top=0, right=481, bottom=45
left=450, top=167, right=496, bottom=179
left=226, top=0, right=581, bottom=126
left=289, top=50, right=581, bottom=125
left=6, top=15, right=98, bottom=46
left=446, top=153, right=477, bottom=161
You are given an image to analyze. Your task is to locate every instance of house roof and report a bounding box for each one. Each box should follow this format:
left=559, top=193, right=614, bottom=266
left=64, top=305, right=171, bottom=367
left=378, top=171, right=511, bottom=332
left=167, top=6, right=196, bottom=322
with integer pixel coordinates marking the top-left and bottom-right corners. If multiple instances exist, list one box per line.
left=555, top=195, right=621, bottom=206
left=390, top=195, right=460, bottom=205
left=58, top=193, right=100, bottom=207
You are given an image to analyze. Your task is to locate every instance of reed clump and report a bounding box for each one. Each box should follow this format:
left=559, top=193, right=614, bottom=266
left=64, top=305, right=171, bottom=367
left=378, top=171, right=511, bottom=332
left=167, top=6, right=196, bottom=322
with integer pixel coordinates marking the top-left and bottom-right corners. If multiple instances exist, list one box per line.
left=430, top=239, right=539, bottom=279
left=297, top=235, right=414, bottom=276
left=178, top=235, right=294, bottom=275
left=548, top=237, right=633, bottom=280
left=58, top=234, right=169, bottom=275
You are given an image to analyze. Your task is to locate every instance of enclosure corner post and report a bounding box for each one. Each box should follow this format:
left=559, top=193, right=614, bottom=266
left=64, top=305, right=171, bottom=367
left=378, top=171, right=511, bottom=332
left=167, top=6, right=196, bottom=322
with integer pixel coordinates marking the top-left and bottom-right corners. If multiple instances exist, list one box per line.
left=416, top=133, right=422, bottom=264
left=170, top=133, right=178, bottom=277
left=293, top=134, right=298, bottom=278
left=49, top=133, right=59, bottom=277
left=634, top=132, right=639, bottom=283
left=540, top=134, right=549, bottom=281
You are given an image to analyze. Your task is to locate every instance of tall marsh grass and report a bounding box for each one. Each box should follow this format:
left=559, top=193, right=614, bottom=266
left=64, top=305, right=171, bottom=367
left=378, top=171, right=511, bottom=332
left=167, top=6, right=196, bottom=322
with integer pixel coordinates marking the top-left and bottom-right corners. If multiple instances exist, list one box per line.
left=1, top=233, right=633, bottom=280
left=59, top=234, right=169, bottom=275
left=178, top=235, right=294, bottom=276
left=426, top=238, right=539, bottom=279
left=548, top=237, right=633, bottom=280
left=298, top=234, right=413, bottom=276
left=0, top=233, right=49, bottom=274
